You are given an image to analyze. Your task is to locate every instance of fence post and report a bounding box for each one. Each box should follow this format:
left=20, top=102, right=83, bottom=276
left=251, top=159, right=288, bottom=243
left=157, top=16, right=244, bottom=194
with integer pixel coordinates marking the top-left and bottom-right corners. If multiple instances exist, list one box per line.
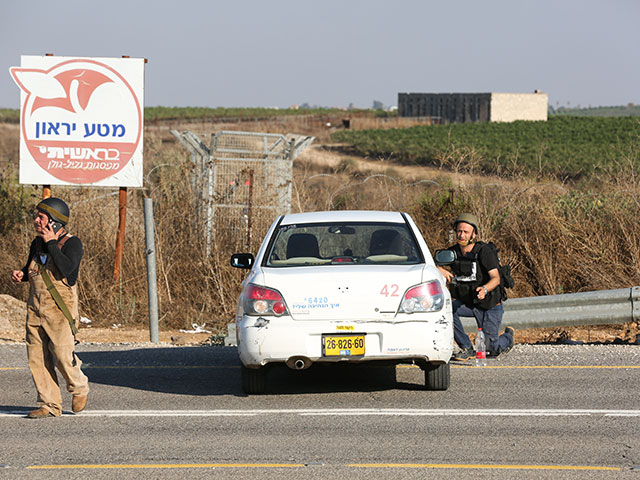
left=246, top=169, right=254, bottom=250
left=205, top=133, right=218, bottom=258
left=144, top=198, right=159, bottom=343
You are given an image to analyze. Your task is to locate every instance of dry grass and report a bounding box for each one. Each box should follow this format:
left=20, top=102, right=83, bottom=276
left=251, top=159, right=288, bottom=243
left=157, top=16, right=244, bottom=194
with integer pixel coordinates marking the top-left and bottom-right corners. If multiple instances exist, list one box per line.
left=1, top=119, right=640, bottom=337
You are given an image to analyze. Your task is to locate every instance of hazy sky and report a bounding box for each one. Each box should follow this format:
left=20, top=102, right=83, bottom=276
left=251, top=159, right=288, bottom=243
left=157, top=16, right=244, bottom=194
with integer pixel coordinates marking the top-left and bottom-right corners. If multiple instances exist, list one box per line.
left=2, top=0, right=638, bottom=109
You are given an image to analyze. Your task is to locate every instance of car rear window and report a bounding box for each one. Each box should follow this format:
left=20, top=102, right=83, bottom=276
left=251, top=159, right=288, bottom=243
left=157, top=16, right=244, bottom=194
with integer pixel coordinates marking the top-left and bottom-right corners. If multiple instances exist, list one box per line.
left=264, top=222, right=423, bottom=267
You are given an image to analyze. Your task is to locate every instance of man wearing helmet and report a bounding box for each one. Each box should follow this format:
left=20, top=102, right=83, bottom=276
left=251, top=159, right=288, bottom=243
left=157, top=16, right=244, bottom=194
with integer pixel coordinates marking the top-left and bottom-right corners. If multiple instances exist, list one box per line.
left=11, top=197, right=89, bottom=418
left=437, top=213, right=514, bottom=360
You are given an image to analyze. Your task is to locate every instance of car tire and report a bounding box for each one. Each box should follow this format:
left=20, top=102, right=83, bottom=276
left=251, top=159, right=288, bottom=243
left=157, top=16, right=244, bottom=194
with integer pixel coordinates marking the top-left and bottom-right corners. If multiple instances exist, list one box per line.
left=241, top=364, right=267, bottom=394
left=424, top=362, right=450, bottom=391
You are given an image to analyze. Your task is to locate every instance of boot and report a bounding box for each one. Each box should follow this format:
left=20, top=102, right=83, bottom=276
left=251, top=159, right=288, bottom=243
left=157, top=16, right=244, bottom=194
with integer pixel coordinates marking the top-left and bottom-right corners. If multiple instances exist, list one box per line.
left=27, top=407, right=57, bottom=419
left=72, top=393, right=88, bottom=413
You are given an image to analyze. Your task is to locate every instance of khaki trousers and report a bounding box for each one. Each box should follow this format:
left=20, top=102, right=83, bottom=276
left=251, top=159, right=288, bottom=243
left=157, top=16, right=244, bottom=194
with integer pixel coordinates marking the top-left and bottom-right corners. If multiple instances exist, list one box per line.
left=25, top=255, right=89, bottom=416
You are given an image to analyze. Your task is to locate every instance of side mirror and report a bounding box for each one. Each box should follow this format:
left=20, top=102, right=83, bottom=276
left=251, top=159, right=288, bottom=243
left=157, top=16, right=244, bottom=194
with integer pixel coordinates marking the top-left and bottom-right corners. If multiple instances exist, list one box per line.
left=434, top=249, right=456, bottom=266
left=230, top=253, right=255, bottom=269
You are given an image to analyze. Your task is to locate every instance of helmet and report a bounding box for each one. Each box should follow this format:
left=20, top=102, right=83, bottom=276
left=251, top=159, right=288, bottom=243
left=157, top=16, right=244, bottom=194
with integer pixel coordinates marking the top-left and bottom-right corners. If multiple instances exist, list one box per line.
left=36, top=197, right=69, bottom=225
left=453, top=213, right=479, bottom=234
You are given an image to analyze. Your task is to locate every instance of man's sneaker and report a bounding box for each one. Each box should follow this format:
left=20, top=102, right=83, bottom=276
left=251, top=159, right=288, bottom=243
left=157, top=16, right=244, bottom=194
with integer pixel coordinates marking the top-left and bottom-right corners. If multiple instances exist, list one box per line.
left=502, top=326, right=516, bottom=354
left=452, top=347, right=475, bottom=361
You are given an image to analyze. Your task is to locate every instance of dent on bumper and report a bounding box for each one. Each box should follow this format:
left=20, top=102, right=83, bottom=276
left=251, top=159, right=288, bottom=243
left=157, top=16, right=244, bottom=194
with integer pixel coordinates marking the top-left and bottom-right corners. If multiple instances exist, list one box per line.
left=236, top=315, right=453, bottom=367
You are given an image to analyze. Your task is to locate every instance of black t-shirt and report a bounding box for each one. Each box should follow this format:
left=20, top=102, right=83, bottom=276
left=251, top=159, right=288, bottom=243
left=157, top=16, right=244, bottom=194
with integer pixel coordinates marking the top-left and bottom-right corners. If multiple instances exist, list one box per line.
left=470, top=242, right=499, bottom=272
left=21, top=235, right=84, bottom=286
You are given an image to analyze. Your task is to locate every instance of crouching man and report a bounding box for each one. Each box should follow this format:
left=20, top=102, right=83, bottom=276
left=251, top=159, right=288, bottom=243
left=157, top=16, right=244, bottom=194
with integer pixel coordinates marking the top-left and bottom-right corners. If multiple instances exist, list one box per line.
left=437, top=213, right=514, bottom=360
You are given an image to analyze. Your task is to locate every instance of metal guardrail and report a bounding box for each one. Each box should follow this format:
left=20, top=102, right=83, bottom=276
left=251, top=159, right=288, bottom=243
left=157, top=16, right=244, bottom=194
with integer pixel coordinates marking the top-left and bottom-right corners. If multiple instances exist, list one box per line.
left=224, top=287, right=640, bottom=343
left=461, top=287, right=640, bottom=332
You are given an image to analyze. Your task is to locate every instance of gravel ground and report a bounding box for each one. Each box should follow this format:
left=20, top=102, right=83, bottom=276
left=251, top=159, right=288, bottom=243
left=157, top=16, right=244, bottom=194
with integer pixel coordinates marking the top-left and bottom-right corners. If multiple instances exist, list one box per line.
left=488, top=343, right=640, bottom=366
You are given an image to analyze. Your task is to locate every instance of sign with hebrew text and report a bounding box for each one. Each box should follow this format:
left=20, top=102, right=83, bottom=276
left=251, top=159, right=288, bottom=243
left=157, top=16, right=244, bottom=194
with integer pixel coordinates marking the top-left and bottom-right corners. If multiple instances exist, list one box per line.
left=10, top=56, right=144, bottom=187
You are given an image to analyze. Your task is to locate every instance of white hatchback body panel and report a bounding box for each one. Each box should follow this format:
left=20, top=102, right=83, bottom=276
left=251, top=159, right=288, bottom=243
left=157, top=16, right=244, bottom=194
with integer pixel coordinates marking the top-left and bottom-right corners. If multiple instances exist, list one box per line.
left=234, top=210, right=454, bottom=370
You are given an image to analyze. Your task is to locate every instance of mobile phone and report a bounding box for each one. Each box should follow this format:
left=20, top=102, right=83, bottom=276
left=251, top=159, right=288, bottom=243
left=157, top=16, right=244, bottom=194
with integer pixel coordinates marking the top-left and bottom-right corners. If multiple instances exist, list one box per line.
left=49, top=219, right=63, bottom=233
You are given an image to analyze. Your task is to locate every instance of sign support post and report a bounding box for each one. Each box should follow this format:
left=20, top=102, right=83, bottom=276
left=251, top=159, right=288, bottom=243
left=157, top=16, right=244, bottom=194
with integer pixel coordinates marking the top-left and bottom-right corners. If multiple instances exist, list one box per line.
left=113, top=186, right=127, bottom=281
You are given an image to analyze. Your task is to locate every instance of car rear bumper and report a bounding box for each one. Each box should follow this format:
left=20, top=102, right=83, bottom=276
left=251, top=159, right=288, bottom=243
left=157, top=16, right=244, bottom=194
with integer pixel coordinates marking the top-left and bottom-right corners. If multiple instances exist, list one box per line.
left=236, top=314, right=453, bottom=368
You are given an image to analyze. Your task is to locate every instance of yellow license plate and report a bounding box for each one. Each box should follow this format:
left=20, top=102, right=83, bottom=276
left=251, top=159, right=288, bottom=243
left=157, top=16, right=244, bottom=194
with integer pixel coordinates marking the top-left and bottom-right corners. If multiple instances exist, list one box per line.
left=322, top=334, right=365, bottom=357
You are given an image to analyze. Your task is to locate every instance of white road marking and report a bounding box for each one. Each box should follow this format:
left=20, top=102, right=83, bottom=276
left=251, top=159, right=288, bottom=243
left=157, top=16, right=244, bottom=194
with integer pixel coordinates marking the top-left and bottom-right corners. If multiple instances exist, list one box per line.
left=2, top=408, right=640, bottom=417
left=24, top=462, right=624, bottom=471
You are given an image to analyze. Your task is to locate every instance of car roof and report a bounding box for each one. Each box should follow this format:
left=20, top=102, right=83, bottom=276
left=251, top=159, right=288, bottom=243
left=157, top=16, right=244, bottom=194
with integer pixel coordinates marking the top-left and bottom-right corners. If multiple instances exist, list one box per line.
left=279, top=210, right=406, bottom=225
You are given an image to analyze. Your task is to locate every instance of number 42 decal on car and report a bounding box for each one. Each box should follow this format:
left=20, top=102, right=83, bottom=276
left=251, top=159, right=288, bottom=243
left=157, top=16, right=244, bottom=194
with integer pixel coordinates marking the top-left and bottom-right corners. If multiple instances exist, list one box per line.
left=380, top=284, right=400, bottom=297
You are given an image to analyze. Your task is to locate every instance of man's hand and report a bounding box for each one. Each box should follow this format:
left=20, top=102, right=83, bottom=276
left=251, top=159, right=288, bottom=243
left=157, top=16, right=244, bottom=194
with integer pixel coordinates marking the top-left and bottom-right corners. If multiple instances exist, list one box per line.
left=40, top=222, right=61, bottom=243
left=477, top=269, right=501, bottom=301
left=476, top=285, right=487, bottom=300
left=437, top=266, right=453, bottom=283
left=11, top=270, right=24, bottom=283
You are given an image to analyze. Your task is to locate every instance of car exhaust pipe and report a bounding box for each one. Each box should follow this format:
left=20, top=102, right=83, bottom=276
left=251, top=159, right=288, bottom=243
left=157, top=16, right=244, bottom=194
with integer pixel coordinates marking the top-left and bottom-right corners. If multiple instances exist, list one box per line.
left=286, top=356, right=311, bottom=370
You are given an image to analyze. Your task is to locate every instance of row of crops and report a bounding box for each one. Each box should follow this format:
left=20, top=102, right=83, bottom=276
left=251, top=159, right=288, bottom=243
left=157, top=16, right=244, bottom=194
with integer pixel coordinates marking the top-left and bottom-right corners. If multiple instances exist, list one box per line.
left=144, top=106, right=361, bottom=122
left=331, top=116, right=640, bottom=180
left=552, top=105, right=640, bottom=116
left=0, top=106, right=376, bottom=124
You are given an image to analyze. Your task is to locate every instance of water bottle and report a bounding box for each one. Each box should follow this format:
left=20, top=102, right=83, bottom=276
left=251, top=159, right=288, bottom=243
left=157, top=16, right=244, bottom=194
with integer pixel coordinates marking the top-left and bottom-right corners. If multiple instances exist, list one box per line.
left=475, top=328, right=487, bottom=367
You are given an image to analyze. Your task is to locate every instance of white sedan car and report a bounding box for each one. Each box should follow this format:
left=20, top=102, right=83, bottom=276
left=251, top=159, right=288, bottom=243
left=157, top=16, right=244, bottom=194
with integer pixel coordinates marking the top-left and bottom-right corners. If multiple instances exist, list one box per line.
left=230, top=210, right=454, bottom=394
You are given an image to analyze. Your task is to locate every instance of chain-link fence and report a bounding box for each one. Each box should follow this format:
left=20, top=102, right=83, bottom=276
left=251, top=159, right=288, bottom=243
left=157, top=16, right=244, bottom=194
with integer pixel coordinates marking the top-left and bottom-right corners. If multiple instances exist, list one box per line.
left=172, top=130, right=314, bottom=254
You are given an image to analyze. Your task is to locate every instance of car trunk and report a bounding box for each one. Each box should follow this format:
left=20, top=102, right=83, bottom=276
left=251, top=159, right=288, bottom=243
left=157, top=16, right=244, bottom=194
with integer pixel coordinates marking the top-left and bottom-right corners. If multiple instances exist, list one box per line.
left=262, top=264, right=427, bottom=321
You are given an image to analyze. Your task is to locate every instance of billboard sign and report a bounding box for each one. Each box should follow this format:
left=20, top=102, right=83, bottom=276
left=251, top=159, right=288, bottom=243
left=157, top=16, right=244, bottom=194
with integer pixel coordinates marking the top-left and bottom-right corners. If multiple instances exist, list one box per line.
left=10, top=55, right=144, bottom=187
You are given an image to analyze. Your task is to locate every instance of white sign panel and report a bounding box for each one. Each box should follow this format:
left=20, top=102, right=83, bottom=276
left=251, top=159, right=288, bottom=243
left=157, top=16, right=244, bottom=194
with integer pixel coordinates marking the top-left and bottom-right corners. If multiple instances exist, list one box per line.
left=9, top=56, right=144, bottom=187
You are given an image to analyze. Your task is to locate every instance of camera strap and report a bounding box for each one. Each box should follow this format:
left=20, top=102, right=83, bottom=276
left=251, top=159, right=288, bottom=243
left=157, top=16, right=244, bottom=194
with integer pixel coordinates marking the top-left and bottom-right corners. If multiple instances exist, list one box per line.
left=36, top=235, right=78, bottom=336
left=38, top=266, right=78, bottom=336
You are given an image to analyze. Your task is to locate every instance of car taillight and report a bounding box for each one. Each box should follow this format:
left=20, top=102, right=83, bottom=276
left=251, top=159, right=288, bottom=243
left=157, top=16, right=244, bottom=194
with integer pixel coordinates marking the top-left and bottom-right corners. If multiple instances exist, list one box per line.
left=399, top=281, right=444, bottom=313
left=243, top=284, right=288, bottom=316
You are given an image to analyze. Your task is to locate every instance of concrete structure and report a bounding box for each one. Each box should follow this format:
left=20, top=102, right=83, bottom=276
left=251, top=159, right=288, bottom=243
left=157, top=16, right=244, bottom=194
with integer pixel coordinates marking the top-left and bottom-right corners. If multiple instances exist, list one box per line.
left=398, top=92, right=548, bottom=123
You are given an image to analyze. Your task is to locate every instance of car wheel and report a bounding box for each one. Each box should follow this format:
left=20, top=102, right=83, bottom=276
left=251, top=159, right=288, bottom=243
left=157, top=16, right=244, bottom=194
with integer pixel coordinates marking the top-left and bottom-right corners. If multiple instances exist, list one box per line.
left=424, top=362, right=450, bottom=391
left=241, top=364, right=267, bottom=394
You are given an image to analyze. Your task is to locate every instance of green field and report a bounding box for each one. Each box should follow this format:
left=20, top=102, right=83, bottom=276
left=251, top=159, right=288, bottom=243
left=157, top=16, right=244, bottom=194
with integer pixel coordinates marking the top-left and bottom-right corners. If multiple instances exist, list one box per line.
left=332, top=116, right=640, bottom=180
left=0, top=106, right=372, bottom=124
left=552, top=104, right=640, bottom=116
left=0, top=109, right=19, bottom=123
left=143, top=106, right=362, bottom=122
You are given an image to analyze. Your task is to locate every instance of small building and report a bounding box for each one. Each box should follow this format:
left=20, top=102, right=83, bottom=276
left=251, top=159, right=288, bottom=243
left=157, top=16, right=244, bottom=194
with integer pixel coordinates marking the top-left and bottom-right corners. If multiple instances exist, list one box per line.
left=397, top=91, right=548, bottom=123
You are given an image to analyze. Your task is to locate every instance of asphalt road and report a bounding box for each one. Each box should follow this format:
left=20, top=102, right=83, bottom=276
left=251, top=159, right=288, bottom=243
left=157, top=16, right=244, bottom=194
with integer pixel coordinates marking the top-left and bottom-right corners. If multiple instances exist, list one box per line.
left=1, top=343, right=639, bottom=479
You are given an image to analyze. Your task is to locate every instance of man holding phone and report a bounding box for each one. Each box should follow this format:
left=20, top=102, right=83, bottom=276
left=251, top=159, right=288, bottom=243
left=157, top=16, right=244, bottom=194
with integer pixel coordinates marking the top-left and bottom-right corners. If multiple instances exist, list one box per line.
left=11, top=197, right=89, bottom=418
